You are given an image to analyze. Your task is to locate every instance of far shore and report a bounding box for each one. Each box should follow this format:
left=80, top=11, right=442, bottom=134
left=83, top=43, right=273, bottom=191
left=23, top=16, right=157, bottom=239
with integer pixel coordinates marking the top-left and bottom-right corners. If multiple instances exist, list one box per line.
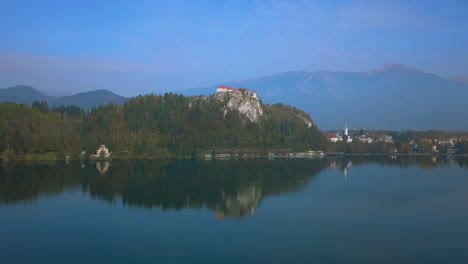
left=1, top=151, right=467, bottom=163
left=325, top=152, right=468, bottom=157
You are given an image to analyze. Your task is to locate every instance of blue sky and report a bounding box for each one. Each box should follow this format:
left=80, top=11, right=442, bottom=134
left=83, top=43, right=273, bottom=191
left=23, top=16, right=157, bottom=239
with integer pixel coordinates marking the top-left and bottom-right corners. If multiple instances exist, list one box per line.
left=0, top=0, right=467, bottom=96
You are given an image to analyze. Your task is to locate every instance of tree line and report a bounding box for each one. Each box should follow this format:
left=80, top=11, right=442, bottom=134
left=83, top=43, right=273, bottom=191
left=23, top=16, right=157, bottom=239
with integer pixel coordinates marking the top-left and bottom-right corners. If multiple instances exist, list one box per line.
left=0, top=93, right=326, bottom=160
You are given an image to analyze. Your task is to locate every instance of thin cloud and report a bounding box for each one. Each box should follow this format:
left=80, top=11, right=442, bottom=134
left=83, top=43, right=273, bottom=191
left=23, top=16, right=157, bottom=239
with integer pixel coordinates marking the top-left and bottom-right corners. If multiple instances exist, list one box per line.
left=0, top=52, right=154, bottom=74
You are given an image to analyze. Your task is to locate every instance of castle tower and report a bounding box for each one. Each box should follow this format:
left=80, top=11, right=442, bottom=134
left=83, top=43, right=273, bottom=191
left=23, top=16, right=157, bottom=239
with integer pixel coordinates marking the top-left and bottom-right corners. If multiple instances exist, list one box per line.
left=252, top=90, right=258, bottom=99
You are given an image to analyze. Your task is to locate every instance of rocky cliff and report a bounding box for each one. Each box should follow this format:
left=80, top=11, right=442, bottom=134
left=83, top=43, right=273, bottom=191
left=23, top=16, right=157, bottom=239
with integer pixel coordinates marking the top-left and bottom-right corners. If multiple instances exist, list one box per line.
left=213, top=92, right=263, bottom=123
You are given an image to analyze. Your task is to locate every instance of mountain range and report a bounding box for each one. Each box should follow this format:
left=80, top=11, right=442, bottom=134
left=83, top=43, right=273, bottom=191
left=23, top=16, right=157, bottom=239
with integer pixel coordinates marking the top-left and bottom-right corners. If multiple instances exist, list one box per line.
left=181, top=64, right=468, bottom=131
left=0, top=85, right=127, bottom=110
left=1, top=64, right=468, bottom=130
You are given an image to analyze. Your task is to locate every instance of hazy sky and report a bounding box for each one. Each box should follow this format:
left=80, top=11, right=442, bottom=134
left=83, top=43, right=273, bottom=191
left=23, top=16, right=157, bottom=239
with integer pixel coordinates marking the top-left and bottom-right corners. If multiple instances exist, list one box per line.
left=1, top=0, right=467, bottom=96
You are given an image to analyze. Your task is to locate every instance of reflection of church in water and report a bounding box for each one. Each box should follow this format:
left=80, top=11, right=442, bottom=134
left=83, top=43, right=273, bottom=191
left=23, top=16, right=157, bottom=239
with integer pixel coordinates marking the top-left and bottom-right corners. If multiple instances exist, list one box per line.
left=328, top=159, right=352, bottom=181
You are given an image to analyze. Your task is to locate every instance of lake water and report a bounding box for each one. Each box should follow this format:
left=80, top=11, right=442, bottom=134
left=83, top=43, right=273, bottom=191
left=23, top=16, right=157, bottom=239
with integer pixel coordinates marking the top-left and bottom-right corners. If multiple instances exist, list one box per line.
left=1, top=157, right=468, bottom=263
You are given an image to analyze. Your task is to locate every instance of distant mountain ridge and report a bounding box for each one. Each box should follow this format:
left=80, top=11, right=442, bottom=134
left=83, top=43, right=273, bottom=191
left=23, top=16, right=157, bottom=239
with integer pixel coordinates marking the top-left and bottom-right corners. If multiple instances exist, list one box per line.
left=0, top=85, right=52, bottom=105
left=2, top=64, right=468, bottom=130
left=0, top=85, right=127, bottom=110
left=181, top=64, right=468, bottom=131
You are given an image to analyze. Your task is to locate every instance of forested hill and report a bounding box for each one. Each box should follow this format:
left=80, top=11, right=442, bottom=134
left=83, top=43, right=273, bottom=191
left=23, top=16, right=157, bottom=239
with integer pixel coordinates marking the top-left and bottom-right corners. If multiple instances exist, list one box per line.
left=0, top=93, right=325, bottom=160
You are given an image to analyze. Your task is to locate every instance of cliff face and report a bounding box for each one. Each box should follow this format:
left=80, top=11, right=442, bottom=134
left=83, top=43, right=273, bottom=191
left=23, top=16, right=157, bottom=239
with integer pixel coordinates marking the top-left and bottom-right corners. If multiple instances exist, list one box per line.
left=297, top=114, right=312, bottom=128
left=214, top=92, right=263, bottom=123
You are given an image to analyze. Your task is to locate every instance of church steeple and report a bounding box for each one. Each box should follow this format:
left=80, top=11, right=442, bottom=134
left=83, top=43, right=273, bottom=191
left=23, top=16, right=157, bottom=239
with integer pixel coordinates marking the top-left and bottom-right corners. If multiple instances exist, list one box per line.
left=344, top=123, right=348, bottom=136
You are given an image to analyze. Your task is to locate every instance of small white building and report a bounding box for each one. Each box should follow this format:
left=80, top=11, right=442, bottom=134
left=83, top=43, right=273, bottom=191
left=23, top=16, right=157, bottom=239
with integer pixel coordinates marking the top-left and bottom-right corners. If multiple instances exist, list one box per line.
left=357, top=135, right=374, bottom=144
left=96, top=145, right=110, bottom=158
left=327, top=134, right=341, bottom=143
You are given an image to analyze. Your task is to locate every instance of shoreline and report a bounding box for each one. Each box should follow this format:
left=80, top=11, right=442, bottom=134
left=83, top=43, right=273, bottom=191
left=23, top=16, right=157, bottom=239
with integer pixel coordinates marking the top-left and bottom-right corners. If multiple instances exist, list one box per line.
left=1, top=152, right=467, bottom=163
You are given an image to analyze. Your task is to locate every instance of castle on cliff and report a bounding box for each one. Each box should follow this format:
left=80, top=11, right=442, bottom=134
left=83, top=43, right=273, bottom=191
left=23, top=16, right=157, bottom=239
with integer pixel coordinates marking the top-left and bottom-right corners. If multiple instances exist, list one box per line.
left=216, top=85, right=258, bottom=99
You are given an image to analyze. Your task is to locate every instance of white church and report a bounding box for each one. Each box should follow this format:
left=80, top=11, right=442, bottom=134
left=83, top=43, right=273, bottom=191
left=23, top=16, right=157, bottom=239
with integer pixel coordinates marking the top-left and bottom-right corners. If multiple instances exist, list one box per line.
left=326, top=124, right=353, bottom=143
left=343, top=125, right=353, bottom=143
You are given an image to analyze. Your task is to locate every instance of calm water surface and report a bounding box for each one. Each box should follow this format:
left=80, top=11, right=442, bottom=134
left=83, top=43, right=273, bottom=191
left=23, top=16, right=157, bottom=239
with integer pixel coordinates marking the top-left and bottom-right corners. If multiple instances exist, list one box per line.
left=1, top=157, right=468, bottom=263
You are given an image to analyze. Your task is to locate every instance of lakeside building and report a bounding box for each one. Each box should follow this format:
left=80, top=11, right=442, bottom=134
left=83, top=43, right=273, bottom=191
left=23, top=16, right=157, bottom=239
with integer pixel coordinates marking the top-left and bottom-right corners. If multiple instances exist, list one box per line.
left=96, top=145, right=111, bottom=158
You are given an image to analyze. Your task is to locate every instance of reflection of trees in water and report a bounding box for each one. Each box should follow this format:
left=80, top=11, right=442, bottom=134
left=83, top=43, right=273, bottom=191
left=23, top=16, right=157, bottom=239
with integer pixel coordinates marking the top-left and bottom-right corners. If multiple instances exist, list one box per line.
left=1, top=157, right=467, bottom=217
left=0, top=160, right=326, bottom=218
left=0, top=163, right=82, bottom=203
left=87, top=160, right=327, bottom=219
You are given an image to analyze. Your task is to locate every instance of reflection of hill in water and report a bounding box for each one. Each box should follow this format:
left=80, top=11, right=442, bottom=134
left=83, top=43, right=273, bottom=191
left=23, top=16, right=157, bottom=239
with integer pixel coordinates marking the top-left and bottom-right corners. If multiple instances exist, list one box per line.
left=0, top=163, right=79, bottom=203
left=87, top=160, right=327, bottom=219
left=1, top=157, right=467, bottom=218
left=0, top=160, right=327, bottom=218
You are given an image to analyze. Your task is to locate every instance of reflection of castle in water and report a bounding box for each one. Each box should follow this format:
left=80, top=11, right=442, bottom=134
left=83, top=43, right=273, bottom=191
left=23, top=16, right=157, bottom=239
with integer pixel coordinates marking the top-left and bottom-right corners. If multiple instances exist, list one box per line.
left=214, top=185, right=262, bottom=220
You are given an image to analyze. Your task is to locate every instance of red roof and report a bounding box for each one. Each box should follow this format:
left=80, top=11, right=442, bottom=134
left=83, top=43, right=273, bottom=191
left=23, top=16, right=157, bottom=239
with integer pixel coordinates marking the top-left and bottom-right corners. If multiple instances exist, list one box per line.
left=218, top=86, right=255, bottom=93
left=327, top=134, right=339, bottom=139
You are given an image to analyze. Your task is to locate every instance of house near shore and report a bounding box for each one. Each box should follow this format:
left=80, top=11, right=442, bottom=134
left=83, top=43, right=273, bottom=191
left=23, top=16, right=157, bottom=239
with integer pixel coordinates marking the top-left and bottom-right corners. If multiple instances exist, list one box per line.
left=96, top=145, right=111, bottom=158
left=326, top=134, right=341, bottom=143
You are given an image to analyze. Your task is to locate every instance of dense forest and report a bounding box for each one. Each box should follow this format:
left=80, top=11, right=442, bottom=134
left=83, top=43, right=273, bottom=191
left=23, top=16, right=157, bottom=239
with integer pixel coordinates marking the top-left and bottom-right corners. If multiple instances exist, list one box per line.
left=0, top=93, right=326, bottom=160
